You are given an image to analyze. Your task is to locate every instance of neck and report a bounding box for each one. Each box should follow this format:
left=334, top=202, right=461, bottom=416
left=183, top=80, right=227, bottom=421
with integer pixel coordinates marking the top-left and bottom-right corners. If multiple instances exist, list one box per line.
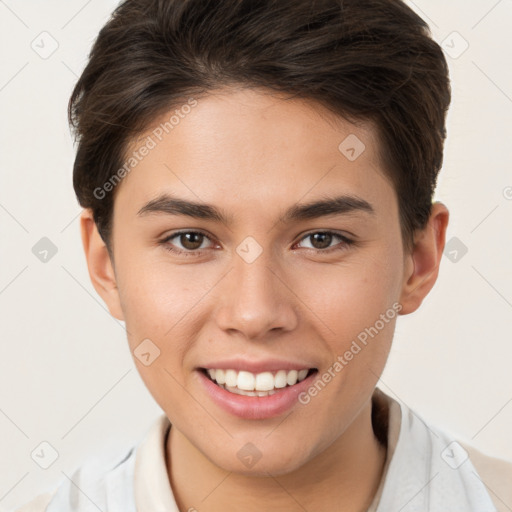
left=166, top=397, right=387, bottom=512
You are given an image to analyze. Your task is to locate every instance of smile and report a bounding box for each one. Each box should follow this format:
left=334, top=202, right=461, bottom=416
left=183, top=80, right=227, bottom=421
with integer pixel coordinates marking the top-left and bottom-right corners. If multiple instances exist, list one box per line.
left=202, top=368, right=316, bottom=396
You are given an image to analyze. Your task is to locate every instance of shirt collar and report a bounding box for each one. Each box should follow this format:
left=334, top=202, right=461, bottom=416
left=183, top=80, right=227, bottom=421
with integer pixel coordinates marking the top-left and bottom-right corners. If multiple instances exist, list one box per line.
left=371, top=388, right=497, bottom=512
left=132, top=387, right=497, bottom=512
left=133, top=412, right=179, bottom=511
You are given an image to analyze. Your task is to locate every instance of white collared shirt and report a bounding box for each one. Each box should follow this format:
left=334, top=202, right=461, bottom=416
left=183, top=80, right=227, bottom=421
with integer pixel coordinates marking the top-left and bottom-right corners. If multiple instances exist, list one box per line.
left=13, top=387, right=512, bottom=511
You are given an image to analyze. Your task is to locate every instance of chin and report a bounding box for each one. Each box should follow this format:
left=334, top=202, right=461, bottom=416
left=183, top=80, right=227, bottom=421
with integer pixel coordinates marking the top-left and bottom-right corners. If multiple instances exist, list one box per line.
left=205, top=440, right=312, bottom=477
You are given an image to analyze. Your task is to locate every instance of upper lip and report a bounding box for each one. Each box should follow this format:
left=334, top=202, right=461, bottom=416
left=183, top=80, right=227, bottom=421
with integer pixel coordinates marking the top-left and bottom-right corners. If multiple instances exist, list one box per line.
left=199, top=358, right=318, bottom=374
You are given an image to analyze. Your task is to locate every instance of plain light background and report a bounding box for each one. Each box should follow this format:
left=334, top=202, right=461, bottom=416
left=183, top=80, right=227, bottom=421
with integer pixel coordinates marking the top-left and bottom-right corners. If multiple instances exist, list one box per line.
left=1, top=0, right=511, bottom=510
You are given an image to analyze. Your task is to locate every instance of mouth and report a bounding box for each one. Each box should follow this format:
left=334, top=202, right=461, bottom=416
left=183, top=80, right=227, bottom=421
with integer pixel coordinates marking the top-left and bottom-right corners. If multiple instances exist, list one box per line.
left=199, top=367, right=318, bottom=397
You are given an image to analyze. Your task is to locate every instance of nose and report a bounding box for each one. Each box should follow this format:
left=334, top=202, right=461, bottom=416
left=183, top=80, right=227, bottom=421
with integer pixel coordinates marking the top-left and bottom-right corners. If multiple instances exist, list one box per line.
left=214, top=248, right=299, bottom=341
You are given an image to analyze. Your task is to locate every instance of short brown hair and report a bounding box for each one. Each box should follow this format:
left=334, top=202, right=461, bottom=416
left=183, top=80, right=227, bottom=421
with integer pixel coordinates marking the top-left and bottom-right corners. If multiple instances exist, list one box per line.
left=69, top=0, right=451, bottom=253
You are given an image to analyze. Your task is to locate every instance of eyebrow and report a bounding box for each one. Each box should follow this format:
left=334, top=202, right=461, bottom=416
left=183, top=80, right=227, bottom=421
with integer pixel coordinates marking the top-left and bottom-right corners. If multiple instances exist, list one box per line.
left=137, top=193, right=375, bottom=224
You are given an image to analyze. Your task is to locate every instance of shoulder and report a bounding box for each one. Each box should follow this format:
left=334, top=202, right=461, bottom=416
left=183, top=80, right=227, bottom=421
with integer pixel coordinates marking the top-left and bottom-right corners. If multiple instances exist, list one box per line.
left=10, top=489, right=57, bottom=512
left=11, top=444, right=137, bottom=512
left=11, top=414, right=169, bottom=512
left=372, top=387, right=510, bottom=511
left=458, top=440, right=512, bottom=512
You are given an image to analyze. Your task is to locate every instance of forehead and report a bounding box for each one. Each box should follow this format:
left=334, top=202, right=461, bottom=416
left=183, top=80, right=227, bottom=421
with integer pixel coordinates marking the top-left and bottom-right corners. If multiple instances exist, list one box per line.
left=114, top=87, right=396, bottom=223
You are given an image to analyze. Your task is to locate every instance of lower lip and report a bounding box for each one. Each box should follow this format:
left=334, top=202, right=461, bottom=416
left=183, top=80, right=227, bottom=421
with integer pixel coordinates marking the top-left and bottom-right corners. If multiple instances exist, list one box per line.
left=196, top=369, right=317, bottom=420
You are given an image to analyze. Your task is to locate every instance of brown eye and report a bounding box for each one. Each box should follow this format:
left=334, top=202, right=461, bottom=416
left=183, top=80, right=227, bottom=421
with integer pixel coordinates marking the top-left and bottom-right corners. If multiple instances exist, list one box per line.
left=179, top=232, right=205, bottom=250
left=309, top=232, right=333, bottom=250
left=160, top=230, right=213, bottom=255
left=296, top=231, right=354, bottom=253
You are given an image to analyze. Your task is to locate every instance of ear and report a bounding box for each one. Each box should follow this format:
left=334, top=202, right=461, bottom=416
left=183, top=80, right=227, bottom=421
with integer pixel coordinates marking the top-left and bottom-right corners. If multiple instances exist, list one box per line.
left=80, top=209, right=124, bottom=321
left=399, top=201, right=450, bottom=315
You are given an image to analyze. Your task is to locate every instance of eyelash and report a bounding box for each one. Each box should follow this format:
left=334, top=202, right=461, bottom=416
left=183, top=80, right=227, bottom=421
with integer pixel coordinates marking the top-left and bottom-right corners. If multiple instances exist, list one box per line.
left=159, top=230, right=355, bottom=257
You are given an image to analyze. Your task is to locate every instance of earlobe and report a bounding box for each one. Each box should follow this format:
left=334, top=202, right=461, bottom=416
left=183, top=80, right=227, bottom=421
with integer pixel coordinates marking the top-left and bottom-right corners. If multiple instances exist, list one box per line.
left=399, top=202, right=450, bottom=315
left=80, top=209, right=124, bottom=321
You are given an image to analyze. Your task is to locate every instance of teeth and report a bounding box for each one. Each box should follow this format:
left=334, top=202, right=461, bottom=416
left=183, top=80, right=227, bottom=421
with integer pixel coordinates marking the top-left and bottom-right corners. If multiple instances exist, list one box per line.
left=224, top=385, right=278, bottom=397
left=206, top=368, right=311, bottom=393
left=286, top=370, right=298, bottom=386
left=225, top=369, right=237, bottom=387
left=274, top=370, right=288, bottom=388
left=237, top=371, right=255, bottom=391
left=215, top=369, right=226, bottom=385
left=255, top=372, right=274, bottom=391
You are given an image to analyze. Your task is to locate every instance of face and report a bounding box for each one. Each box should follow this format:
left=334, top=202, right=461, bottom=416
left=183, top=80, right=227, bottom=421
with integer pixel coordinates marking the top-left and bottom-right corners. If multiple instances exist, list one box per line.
left=99, top=87, right=412, bottom=475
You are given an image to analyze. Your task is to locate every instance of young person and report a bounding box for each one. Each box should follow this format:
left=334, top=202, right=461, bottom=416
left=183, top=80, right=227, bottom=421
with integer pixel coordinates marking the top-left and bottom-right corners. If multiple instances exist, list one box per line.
left=14, top=0, right=512, bottom=510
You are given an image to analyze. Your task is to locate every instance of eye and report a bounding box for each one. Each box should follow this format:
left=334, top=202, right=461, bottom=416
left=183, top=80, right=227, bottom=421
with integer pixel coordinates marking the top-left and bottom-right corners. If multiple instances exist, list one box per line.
left=160, top=230, right=215, bottom=256
left=295, top=231, right=354, bottom=253
left=159, top=229, right=354, bottom=257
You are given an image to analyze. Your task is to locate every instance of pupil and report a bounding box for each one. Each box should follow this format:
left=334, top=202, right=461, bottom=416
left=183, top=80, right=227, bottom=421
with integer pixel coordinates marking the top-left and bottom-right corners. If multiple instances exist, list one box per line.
left=182, top=233, right=203, bottom=250
left=312, top=232, right=331, bottom=249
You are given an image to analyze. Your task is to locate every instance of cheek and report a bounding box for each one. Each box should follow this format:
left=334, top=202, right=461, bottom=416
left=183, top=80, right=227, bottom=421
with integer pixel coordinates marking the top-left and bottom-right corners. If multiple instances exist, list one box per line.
left=115, top=258, right=200, bottom=364
left=289, top=250, right=402, bottom=421
left=117, top=251, right=197, bottom=325
left=115, top=261, right=204, bottom=412
left=289, top=245, right=403, bottom=343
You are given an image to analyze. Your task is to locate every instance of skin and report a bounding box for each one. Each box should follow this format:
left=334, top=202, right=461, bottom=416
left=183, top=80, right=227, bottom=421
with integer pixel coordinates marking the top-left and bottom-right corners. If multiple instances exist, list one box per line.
left=80, top=86, right=449, bottom=511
